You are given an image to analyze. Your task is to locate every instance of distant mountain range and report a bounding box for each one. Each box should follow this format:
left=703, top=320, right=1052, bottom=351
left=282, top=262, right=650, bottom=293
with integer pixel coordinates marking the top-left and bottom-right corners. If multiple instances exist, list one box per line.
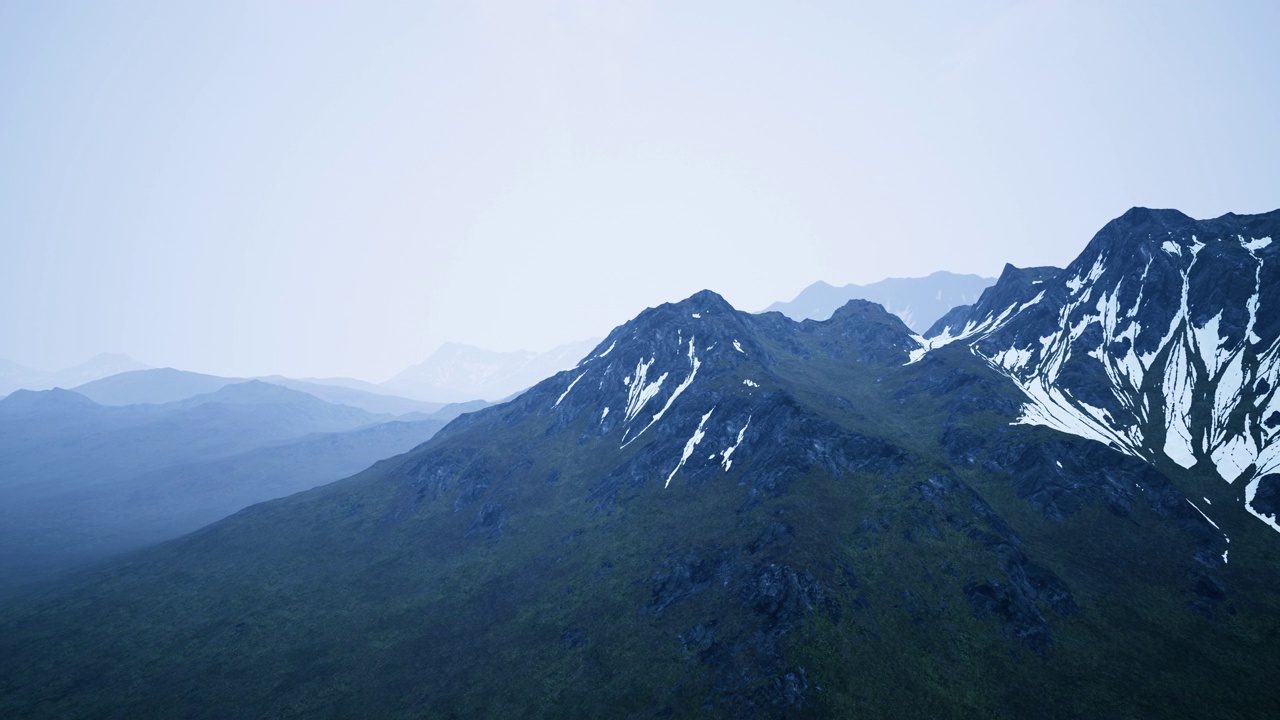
left=5, top=209, right=1278, bottom=718
left=3, top=343, right=603, bottom=407
left=0, top=380, right=483, bottom=597
left=0, top=353, right=148, bottom=397
left=382, top=338, right=601, bottom=402
left=74, top=367, right=452, bottom=416
left=765, top=271, right=994, bottom=332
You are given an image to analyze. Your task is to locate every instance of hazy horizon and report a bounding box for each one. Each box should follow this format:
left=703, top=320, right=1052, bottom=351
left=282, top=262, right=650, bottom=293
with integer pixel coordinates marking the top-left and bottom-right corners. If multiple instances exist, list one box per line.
left=4, top=2, right=1277, bottom=381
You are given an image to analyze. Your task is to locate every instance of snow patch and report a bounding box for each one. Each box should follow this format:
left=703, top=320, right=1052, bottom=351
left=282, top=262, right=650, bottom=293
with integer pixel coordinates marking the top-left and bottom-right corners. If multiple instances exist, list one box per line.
left=743, top=379, right=759, bottom=388
left=622, top=358, right=665, bottom=425
left=1161, top=240, right=1182, bottom=256
left=1186, top=500, right=1221, bottom=530
left=554, top=372, right=587, bottom=407
left=1210, top=434, right=1255, bottom=483
left=596, top=341, right=617, bottom=358
left=624, top=340, right=702, bottom=448
left=733, top=340, right=744, bottom=354
left=1162, top=342, right=1198, bottom=469
left=1192, top=313, right=1225, bottom=378
left=691, top=313, right=701, bottom=319
left=720, top=416, right=752, bottom=471
left=910, top=292, right=1043, bottom=365
left=665, top=407, right=713, bottom=488
left=1065, top=255, right=1105, bottom=294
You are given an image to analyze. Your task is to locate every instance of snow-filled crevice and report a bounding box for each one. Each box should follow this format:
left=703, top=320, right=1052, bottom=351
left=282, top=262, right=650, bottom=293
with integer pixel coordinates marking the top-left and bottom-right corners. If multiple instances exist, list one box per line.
left=622, top=358, right=665, bottom=427
left=665, top=406, right=713, bottom=488
left=554, top=371, right=587, bottom=408
left=720, top=416, right=751, bottom=472
left=623, top=339, right=702, bottom=449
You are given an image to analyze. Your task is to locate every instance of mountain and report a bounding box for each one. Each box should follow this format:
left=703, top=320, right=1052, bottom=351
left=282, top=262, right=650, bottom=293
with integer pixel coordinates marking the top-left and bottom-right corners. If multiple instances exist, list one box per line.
left=0, top=353, right=149, bottom=397
left=915, top=207, right=1280, bottom=538
left=43, top=352, right=150, bottom=388
left=256, top=375, right=448, bottom=416
left=0, top=380, right=458, bottom=597
left=4, top=209, right=1279, bottom=719
left=0, top=358, right=40, bottom=396
left=74, top=367, right=457, bottom=418
left=73, top=367, right=237, bottom=405
left=382, top=338, right=601, bottom=402
left=765, top=271, right=994, bottom=333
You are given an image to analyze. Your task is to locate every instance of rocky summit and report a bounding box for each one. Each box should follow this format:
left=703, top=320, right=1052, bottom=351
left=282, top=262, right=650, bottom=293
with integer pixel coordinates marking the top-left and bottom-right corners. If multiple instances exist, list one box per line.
left=917, top=208, right=1280, bottom=540
left=2, top=210, right=1280, bottom=719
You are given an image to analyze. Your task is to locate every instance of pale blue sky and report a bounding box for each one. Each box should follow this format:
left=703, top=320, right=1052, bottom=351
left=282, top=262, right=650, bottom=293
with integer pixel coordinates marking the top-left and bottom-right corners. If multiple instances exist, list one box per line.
left=2, top=1, right=1277, bottom=381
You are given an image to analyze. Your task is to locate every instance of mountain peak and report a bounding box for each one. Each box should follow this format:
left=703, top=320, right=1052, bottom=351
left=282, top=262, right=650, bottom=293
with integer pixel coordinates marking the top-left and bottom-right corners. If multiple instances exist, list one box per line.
left=921, top=207, right=1280, bottom=535
left=0, top=387, right=99, bottom=413
left=173, top=380, right=311, bottom=407
left=1116, top=206, right=1194, bottom=226
left=826, top=297, right=909, bottom=327
left=674, top=289, right=736, bottom=313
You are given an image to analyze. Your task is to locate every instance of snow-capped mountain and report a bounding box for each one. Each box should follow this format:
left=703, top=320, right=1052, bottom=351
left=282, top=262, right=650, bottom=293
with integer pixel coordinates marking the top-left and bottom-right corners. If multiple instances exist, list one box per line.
left=7, top=211, right=1280, bottom=719
left=764, top=271, right=994, bottom=332
left=914, top=207, right=1280, bottom=534
left=382, top=338, right=600, bottom=402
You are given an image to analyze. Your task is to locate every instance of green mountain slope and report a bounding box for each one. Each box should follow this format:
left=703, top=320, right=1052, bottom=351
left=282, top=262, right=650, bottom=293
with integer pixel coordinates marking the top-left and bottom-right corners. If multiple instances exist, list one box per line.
left=2, top=293, right=1277, bottom=719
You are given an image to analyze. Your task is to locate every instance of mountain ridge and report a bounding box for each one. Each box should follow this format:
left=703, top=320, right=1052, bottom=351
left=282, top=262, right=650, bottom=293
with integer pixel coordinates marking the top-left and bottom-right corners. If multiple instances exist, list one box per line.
left=383, top=338, right=601, bottom=402
left=2, top=209, right=1279, bottom=718
left=765, top=270, right=995, bottom=333
left=914, top=206, right=1280, bottom=538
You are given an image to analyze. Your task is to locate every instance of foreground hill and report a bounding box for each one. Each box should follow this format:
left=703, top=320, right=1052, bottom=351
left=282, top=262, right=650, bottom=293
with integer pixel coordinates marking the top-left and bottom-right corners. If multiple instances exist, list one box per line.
left=4, top=205, right=1280, bottom=718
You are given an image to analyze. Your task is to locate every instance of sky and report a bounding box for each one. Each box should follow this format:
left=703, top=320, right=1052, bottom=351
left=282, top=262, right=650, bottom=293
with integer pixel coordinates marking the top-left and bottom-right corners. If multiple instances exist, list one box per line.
left=2, top=1, right=1277, bottom=382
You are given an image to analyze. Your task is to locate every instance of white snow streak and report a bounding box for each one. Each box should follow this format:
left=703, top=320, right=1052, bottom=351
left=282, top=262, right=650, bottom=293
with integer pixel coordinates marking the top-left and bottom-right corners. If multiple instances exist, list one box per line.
left=1186, top=500, right=1221, bottom=531
left=622, top=358, right=665, bottom=426
left=623, top=339, right=702, bottom=448
left=743, top=379, right=759, bottom=388
left=909, top=292, right=1044, bottom=364
left=720, top=416, right=752, bottom=471
left=554, top=372, right=587, bottom=407
left=666, top=407, right=713, bottom=488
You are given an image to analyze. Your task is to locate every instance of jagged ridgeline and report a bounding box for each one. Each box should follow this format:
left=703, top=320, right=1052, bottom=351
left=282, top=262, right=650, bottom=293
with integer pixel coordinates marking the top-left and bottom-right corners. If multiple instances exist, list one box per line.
left=2, top=210, right=1279, bottom=719
left=916, top=208, right=1280, bottom=536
